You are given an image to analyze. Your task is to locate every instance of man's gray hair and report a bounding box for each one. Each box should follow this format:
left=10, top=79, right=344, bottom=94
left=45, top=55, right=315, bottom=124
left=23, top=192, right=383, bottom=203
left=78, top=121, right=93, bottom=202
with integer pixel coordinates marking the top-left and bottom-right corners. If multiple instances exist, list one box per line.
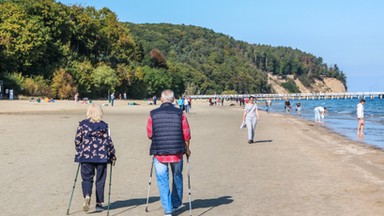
left=161, top=89, right=175, bottom=102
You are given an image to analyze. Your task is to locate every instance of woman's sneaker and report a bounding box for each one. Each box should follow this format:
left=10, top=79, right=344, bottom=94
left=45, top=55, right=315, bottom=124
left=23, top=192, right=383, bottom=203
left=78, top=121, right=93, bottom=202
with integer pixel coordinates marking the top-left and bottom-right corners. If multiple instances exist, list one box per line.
left=95, top=203, right=104, bottom=212
left=82, top=195, right=91, bottom=212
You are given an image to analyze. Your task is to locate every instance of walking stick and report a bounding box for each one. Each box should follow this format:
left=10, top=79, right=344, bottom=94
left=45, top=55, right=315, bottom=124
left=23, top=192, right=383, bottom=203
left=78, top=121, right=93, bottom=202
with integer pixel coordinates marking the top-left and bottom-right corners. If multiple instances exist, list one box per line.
left=66, top=163, right=81, bottom=215
left=187, top=157, right=192, bottom=216
left=107, top=161, right=114, bottom=216
left=145, top=157, right=154, bottom=212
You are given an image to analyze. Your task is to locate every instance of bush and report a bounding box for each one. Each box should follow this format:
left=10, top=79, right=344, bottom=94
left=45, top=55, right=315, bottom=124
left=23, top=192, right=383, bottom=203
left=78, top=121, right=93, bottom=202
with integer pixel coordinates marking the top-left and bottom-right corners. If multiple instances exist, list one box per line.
left=23, top=76, right=53, bottom=97
left=51, top=68, right=77, bottom=99
left=281, top=79, right=300, bottom=93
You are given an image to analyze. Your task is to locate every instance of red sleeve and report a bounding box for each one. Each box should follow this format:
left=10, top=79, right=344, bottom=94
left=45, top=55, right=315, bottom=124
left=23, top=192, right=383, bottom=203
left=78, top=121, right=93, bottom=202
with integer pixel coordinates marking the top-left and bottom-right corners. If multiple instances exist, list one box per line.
left=146, top=115, right=153, bottom=139
left=182, top=114, right=191, bottom=141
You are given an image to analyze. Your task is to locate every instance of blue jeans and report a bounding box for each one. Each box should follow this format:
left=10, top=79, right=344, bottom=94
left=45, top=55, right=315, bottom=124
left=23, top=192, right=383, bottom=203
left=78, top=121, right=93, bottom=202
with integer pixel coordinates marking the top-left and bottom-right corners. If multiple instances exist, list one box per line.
left=154, top=158, right=183, bottom=214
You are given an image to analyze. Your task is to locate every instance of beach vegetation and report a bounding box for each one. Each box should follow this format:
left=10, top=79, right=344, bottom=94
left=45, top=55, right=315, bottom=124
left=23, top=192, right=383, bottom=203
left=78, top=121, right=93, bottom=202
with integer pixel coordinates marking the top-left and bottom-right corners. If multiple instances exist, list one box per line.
left=282, top=79, right=300, bottom=93
left=0, top=0, right=347, bottom=99
left=51, top=69, right=77, bottom=99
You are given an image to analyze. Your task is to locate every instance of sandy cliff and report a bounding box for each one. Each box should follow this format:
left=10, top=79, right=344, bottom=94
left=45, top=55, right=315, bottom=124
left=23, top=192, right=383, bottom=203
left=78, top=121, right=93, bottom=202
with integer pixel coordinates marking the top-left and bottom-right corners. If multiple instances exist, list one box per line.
left=267, top=73, right=346, bottom=94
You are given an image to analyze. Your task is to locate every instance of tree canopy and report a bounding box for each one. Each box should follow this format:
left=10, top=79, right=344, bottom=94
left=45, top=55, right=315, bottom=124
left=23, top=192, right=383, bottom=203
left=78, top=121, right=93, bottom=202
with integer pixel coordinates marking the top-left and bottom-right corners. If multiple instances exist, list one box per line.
left=0, top=0, right=347, bottom=99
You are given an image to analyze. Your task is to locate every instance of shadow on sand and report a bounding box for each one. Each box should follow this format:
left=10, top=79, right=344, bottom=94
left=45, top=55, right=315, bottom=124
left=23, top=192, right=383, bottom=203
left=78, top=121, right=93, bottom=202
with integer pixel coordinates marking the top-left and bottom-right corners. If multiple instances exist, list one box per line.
left=174, top=196, right=234, bottom=216
left=250, top=140, right=273, bottom=144
left=108, top=197, right=160, bottom=215
left=107, top=196, right=233, bottom=216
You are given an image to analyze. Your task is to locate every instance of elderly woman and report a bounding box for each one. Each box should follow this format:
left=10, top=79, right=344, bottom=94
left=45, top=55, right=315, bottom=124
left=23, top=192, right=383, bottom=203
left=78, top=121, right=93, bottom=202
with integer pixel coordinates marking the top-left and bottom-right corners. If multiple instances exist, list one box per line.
left=242, top=96, right=260, bottom=143
left=74, top=103, right=116, bottom=212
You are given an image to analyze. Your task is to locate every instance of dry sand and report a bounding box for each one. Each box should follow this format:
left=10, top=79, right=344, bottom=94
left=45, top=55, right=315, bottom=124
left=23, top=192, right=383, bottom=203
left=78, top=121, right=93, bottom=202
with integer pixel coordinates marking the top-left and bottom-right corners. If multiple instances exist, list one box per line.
left=1, top=100, right=384, bottom=216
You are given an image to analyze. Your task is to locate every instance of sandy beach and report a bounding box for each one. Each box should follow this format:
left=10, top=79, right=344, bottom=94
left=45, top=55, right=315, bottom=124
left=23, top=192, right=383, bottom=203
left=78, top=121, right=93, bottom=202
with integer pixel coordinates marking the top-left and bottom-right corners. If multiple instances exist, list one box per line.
left=1, top=100, right=384, bottom=216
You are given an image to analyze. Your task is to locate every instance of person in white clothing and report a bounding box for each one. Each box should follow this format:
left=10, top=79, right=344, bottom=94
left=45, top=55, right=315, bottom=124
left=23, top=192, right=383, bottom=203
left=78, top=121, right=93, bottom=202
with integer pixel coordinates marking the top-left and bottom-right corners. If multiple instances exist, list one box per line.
left=314, top=106, right=327, bottom=123
left=357, top=99, right=365, bottom=135
left=242, top=96, right=260, bottom=143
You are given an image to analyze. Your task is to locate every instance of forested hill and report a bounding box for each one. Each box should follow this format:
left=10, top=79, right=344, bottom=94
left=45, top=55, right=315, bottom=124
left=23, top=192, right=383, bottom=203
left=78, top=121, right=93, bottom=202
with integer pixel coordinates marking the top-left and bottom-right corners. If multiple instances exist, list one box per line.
left=0, top=0, right=347, bottom=99
left=126, top=23, right=347, bottom=94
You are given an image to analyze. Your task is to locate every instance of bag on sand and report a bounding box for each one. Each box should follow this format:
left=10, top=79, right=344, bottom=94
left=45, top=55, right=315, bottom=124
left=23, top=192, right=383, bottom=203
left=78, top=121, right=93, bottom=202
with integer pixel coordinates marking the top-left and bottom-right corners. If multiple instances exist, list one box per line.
left=240, top=121, right=246, bottom=129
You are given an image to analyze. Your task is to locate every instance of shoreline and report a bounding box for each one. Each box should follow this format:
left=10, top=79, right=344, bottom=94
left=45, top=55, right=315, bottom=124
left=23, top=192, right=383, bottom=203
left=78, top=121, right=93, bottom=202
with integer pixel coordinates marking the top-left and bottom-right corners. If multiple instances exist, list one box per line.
left=255, top=98, right=384, bottom=150
left=2, top=100, right=384, bottom=215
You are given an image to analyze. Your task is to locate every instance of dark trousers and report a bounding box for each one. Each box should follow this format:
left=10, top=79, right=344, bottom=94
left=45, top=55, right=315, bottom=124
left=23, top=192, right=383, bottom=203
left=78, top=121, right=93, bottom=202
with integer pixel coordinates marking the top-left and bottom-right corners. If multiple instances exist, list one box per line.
left=81, top=163, right=107, bottom=203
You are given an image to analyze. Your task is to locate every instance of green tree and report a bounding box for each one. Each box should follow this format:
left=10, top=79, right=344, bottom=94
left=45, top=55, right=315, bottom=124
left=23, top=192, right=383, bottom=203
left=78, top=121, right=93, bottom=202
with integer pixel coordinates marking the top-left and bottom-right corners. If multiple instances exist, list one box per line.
left=91, top=64, right=118, bottom=97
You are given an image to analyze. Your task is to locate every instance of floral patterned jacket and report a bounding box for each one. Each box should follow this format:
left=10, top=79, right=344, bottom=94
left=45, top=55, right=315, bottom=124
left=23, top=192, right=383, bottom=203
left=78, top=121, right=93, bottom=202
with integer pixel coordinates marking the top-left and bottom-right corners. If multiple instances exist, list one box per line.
left=74, top=119, right=116, bottom=163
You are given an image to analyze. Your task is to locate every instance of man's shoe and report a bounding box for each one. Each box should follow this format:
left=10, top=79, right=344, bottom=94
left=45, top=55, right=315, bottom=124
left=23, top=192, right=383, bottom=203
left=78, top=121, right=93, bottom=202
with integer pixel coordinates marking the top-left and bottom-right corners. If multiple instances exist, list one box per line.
left=164, top=214, right=172, bottom=216
left=95, top=203, right=104, bottom=212
left=82, top=195, right=91, bottom=212
left=173, top=204, right=184, bottom=211
left=248, top=140, right=253, bottom=144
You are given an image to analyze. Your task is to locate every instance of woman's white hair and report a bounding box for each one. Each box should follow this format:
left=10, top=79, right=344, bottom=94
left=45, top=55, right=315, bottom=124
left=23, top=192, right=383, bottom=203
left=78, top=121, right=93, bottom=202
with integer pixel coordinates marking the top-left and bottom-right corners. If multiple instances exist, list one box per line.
left=161, top=89, right=175, bottom=102
left=86, top=103, right=103, bottom=122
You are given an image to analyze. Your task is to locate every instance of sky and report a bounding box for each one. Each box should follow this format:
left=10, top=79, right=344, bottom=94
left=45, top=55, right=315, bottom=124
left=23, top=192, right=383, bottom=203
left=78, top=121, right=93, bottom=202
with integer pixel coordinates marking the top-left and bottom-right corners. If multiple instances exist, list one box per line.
left=58, top=0, right=384, bottom=92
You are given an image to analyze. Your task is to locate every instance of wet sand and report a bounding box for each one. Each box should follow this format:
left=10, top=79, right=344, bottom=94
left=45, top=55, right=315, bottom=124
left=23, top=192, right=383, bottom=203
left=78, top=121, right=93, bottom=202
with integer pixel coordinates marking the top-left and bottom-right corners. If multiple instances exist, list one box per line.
left=1, top=100, right=384, bottom=216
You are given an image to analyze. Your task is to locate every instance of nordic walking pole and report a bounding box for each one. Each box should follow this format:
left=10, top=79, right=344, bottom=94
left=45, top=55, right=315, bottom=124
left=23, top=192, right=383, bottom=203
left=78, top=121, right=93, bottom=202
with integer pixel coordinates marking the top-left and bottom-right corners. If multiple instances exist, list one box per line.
left=66, top=163, right=81, bottom=215
left=187, top=156, right=192, bottom=216
left=107, top=161, right=114, bottom=216
left=106, top=128, right=114, bottom=216
left=145, top=157, right=154, bottom=212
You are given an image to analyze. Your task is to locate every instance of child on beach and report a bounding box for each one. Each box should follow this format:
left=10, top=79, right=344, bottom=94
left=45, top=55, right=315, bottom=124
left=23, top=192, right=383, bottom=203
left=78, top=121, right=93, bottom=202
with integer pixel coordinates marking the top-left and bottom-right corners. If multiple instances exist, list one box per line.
left=74, top=103, right=116, bottom=212
left=357, top=99, right=365, bottom=135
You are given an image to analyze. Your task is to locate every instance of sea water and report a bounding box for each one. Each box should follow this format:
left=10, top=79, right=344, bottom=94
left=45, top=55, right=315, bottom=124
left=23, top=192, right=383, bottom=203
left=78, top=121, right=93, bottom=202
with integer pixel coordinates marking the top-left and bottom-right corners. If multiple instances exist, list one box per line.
left=261, top=98, right=384, bottom=149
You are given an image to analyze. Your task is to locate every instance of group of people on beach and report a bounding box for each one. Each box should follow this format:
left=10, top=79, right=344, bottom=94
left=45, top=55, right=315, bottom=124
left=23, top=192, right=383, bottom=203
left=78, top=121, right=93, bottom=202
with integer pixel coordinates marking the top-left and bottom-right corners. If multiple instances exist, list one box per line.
left=313, top=98, right=366, bottom=135
left=280, top=97, right=366, bottom=135
left=74, top=90, right=367, bottom=215
left=241, top=96, right=367, bottom=145
left=73, top=90, right=191, bottom=216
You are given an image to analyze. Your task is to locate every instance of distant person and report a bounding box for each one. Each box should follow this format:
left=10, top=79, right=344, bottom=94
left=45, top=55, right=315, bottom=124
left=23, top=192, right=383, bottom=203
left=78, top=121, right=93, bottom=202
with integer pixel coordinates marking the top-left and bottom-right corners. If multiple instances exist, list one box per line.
left=172, top=98, right=177, bottom=107
left=123, top=92, right=127, bottom=100
left=184, top=97, right=189, bottom=113
left=296, top=101, right=302, bottom=116
left=188, top=97, right=192, bottom=109
left=239, top=97, right=245, bottom=106
left=153, top=95, right=157, bottom=105
left=110, top=93, right=115, bottom=106
left=242, top=96, right=260, bottom=144
left=74, top=103, right=116, bottom=212
left=146, top=89, right=191, bottom=216
left=265, top=98, right=272, bottom=113
left=177, top=97, right=184, bottom=110
left=74, top=92, right=79, bottom=103
left=314, top=106, right=327, bottom=123
left=284, top=98, right=291, bottom=113
left=357, top=99, right=365, bottom=135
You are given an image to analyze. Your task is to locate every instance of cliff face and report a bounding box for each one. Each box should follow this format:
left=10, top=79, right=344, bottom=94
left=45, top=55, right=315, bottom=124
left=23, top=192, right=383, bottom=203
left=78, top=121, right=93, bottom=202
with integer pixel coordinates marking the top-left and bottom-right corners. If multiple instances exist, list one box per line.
left=267, top=73, right=347, bottom=94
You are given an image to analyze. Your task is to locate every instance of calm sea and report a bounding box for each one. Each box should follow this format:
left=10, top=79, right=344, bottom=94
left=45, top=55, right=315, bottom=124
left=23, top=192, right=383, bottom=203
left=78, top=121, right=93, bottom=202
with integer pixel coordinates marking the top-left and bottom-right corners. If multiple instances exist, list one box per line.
left=260, top=98, right=384, bottom=149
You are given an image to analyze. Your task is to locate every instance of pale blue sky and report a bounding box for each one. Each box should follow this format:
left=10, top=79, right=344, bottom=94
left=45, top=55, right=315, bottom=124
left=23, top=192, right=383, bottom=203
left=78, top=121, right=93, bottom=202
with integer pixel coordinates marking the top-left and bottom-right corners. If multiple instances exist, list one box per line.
left=59, top=0, right=384, bottom=92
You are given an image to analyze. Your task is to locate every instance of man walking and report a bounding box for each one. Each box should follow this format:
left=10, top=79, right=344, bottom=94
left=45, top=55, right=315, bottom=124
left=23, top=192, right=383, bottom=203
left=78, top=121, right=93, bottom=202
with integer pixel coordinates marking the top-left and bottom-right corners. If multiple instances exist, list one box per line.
left=146, top=89, right=191, bottom=216
left=357, top=99, right=365, bottom=135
